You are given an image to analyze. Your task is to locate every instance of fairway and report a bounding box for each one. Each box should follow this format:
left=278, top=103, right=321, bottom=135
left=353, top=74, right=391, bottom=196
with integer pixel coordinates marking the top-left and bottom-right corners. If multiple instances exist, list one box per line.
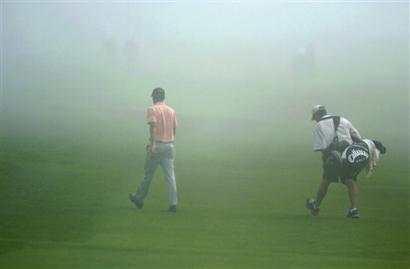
left=1, top=2, right=409, bottom=268
left=0, top=115, right=409, bottom=269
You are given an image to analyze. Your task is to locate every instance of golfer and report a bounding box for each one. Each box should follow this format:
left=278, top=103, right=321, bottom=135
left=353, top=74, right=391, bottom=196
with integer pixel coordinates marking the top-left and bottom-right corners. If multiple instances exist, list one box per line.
left=306, top=105, right=363, bottom=218
left=129, top=87, right=178, bottom=212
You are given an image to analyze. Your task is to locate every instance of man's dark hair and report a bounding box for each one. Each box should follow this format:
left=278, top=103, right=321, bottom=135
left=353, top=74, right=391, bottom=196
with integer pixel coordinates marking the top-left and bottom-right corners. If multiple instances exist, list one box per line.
left=152, top=87, right=165, bottom=102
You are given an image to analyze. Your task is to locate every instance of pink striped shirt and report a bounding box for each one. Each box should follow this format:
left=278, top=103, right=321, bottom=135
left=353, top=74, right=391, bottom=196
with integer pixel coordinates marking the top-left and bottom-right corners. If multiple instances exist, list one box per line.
left=146, top=101, right=177, bottom=142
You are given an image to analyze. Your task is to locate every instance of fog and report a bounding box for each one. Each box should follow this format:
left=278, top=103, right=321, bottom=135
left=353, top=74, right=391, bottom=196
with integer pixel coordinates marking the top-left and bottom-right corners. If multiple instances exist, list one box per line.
left=1, top=2, right=409, bottom=155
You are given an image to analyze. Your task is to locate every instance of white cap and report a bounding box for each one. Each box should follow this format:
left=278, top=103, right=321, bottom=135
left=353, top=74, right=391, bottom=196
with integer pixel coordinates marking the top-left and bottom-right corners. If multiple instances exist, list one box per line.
left=311, top=105, right=326, bottom=120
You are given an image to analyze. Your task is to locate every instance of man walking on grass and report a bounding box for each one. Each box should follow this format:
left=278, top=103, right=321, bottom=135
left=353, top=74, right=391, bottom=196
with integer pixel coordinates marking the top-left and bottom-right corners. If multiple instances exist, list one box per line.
left=306, top=105, right=363, bottom=218
left=129, top=87, right=178, bottom=212
left=306, top=105, right=386, bottom=218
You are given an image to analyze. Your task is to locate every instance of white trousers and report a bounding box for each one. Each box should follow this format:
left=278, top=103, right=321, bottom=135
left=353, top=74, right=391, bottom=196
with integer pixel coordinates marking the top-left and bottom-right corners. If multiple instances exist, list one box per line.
left=135, top=142, right=177, bottom=206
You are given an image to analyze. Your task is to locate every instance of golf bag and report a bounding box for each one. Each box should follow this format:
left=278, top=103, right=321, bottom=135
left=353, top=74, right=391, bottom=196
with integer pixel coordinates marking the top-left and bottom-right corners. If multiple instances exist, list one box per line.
left=322, top=116, right=350, bottom=179
left=341, top=141, right=370, bottom=178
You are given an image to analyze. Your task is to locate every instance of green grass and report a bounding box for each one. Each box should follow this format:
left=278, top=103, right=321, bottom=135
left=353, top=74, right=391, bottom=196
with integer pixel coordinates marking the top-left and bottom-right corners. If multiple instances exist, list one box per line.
left=0, top=120, right=409, bottom=269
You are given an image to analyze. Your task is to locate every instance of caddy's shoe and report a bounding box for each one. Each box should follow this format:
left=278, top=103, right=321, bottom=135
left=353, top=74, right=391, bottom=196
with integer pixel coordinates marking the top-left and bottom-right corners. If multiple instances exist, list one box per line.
left=129, top=193, right=144, bottom=209
left=346, top=208, right=360, bottom=218
left=305, top=198, right=320, bottom=216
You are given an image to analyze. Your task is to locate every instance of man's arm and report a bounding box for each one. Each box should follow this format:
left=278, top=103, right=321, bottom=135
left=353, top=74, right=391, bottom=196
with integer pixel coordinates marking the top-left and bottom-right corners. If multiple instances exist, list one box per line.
left=148, top=122, right=156, bottom=154
left=313, top=126, right=327, bottom=152
left=173, top=113, right=177, bottom=137
left=146, top=107, right=157, bottom=154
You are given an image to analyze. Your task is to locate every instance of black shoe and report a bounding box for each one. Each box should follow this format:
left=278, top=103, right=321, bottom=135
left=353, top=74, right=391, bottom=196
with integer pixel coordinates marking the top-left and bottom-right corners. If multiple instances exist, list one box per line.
left=129, top=193, right=144, bottom=209
left=305, top=198, right=320, bottom=216
left=168, top=205, right=177, bottom=213
left=346, top=208, right=360, bottom=218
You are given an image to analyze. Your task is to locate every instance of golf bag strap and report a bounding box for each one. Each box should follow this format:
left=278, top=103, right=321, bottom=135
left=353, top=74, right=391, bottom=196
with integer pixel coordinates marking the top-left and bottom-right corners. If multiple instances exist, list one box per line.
left=318, top=115, right=340, bottom=132
left=320, top=116, right=342, bottom=154
left=332, top=116, right=340, bottom=132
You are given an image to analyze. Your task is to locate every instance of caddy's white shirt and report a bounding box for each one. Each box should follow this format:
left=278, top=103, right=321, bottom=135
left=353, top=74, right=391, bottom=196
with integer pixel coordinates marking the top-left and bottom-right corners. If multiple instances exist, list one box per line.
left=313, top=115, right=361, bottom=151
